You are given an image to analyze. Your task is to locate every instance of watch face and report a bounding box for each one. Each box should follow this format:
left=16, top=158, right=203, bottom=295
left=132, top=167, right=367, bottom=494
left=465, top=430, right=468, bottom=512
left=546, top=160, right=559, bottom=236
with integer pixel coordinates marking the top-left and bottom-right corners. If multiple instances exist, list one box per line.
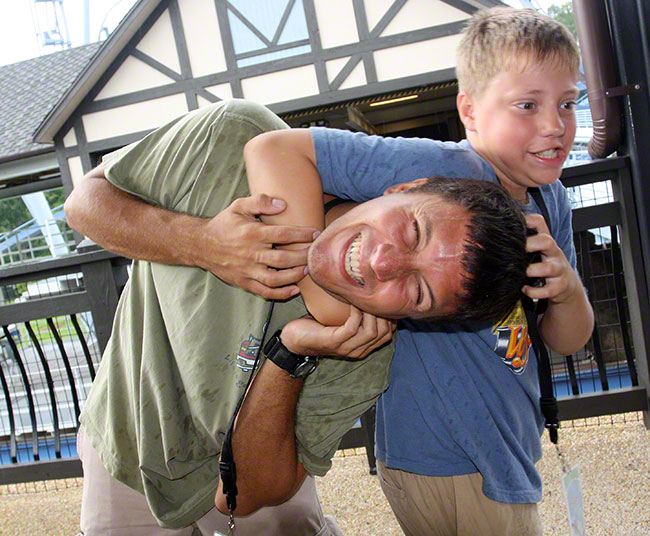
left=292, top=357, right=319, bottom=378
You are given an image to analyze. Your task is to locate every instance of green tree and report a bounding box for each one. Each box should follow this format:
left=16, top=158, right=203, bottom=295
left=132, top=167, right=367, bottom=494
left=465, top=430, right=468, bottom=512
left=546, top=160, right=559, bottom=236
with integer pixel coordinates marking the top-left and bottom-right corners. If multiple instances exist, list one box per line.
left=0, top=197, right=30, bottom=233
left=547, top=2, right=578, bottom=43
left=0, top=187, right=66, bottom=233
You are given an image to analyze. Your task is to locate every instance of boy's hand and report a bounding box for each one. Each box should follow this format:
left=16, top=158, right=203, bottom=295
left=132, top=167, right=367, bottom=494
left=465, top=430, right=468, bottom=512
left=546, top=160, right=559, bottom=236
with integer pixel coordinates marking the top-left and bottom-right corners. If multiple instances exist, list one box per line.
left=280, top=306, right=395, bottom=359
left=522, top=214, right=582, bottom=305
left=201, top=194, right=320, bottom=300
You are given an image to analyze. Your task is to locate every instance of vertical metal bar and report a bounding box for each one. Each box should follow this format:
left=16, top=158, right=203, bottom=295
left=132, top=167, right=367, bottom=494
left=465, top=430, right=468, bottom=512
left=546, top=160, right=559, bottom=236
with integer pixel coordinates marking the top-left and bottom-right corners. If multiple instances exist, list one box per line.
left=24, top=321, right=61, bottom=459
left=2, top=326, right=39, bottom=461
left=46, top=318, right=81, bottom=425
left=577, top=231, right=609, bottom=391
left=0, top=353, right=18, bottom=463
left=70, top=313, right=95, bottom=381
left=565, top=355, right=581, bottom=395
left=610, top=225, right=639, bottom=385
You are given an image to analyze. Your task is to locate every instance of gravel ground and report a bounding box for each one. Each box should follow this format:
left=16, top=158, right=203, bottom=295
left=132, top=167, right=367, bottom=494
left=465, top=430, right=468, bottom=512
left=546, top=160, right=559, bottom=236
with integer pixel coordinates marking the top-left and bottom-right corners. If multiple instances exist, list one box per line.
left=1, top=412, right=648, bottom=535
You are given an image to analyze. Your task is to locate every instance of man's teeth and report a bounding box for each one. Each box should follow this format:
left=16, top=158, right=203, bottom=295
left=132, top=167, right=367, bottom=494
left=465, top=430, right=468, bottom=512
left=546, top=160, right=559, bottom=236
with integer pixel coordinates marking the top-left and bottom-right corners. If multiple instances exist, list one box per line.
left=345, top=234, right=364, bottom=286
left=535, top=149, right=559, bottom=159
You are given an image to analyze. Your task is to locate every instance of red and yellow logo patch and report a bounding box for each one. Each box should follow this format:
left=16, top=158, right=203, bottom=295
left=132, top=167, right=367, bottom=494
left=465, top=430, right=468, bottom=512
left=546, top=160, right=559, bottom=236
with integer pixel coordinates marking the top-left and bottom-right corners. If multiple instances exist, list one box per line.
left=493, top=301, right=531, bottom=374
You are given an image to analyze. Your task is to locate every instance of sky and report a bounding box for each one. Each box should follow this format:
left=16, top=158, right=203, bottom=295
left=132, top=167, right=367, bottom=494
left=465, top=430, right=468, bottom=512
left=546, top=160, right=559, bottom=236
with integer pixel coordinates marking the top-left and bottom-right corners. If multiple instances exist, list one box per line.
left=0, top=0, right=560, bottom=68
left=0, top=0, right=138, bottom=67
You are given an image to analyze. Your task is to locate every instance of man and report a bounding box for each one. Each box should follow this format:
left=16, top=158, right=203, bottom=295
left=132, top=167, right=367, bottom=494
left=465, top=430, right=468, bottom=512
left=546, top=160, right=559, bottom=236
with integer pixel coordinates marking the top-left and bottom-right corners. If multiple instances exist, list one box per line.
left=65, top=99, right=528, bottom=535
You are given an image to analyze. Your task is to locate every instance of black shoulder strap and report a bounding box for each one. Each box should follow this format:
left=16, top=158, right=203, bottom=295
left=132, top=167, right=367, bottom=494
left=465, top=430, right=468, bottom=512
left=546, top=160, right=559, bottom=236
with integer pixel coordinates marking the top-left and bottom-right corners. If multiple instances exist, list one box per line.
left=219, top=301, right=275, bottom=513
left=323, top=197, right=348, bottom=214
left=523, top=187, right=559, bottom=444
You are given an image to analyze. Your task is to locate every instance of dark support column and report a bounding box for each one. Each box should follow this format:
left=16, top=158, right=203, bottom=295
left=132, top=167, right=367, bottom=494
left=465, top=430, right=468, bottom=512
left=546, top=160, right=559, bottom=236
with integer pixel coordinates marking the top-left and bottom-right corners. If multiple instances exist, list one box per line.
left=79, top=245, right=121, bottom=355
left=606, top=0, right=650, bottom=427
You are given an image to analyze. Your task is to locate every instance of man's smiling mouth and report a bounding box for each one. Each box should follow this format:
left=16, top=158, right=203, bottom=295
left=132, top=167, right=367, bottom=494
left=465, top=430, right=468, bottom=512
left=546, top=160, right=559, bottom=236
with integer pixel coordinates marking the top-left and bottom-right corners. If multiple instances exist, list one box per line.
left=345, top=233, right=364, bottom=286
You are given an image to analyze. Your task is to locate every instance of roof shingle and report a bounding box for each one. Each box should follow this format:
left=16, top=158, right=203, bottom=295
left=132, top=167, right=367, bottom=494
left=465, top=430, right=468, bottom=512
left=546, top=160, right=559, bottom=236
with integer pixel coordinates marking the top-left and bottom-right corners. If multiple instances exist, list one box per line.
left=0, top=43, right=101, bottom=163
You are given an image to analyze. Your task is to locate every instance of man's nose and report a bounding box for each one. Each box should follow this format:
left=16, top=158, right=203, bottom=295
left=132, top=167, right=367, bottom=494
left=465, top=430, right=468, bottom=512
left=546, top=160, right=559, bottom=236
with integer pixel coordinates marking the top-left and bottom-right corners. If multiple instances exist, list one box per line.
left=370, top=243, right=410, bottom=281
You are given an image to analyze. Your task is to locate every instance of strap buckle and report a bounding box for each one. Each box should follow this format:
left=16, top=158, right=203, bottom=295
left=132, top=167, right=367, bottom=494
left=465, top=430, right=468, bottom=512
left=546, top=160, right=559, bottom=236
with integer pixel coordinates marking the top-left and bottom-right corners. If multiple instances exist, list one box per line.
left=219, top=459, right=238, bottom=512
left=540, top=396, right=559, bottom=444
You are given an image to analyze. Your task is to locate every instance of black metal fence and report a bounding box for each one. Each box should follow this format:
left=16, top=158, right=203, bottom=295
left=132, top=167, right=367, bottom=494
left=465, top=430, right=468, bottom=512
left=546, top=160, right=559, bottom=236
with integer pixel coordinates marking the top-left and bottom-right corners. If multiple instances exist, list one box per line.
left=1, top=156, right=649, bottom=485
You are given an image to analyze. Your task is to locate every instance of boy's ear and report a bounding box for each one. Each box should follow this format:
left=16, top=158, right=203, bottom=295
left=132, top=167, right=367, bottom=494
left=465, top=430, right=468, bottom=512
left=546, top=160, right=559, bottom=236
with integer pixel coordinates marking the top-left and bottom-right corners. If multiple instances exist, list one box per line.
left=383, top=178, right=429, bottom=195
left=456, top=91, right=477, bottom=132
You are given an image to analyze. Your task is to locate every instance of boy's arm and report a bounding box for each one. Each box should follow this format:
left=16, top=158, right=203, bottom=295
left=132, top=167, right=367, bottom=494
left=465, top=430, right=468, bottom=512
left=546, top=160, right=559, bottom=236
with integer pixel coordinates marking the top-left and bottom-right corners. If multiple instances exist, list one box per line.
left=64, top=165, right=318, bottom=300
left=243, top=129, right=351, bottom=326
left=523, top=214, right=594, bottom=354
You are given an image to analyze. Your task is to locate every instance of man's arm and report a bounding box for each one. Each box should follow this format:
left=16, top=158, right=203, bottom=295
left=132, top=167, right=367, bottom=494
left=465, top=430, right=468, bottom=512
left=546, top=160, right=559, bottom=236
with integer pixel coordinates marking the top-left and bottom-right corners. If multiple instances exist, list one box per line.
left=215, top=309, right=393, bottom=515
left=523, top=214, right=594, bottom=354
left=65, top=165, right=320, bottom=300
left=215, top=356, right=306, bottom=516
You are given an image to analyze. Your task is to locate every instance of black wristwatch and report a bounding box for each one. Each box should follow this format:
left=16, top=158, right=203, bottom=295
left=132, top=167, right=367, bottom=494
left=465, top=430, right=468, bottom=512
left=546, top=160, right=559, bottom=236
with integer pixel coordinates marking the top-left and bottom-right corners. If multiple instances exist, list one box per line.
left=263, top=329, right=319, bottom=378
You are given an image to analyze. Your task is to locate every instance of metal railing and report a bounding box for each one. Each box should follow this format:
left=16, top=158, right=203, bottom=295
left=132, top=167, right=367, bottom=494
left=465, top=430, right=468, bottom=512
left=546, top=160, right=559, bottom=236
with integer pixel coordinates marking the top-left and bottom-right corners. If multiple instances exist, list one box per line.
left=0, top=218, right=77, bottom=267
left=0, top=156, right=648, bottom=484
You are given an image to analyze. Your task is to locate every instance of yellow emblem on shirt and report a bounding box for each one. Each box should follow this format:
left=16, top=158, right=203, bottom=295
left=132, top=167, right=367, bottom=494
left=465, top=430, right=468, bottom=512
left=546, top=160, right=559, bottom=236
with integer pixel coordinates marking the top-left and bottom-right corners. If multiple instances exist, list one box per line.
left=492, top=301, right=531, bottom=374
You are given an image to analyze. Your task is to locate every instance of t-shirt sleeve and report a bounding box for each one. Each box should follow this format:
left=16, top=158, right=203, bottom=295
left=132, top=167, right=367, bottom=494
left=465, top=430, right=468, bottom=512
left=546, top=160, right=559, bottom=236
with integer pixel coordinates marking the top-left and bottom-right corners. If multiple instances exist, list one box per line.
left=101, top=107, right=224, bottom=213
left=311, top=128, right=492, bottom=202
left=295, top=341, right=394, bottom=476
left=550, top=182, right=578, bottom=272
left=100, top=102, right=286, bottom=218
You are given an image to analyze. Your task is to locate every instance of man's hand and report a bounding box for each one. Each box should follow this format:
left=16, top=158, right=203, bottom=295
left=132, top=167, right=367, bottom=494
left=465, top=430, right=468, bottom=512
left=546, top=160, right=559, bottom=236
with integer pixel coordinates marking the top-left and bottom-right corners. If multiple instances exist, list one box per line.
left=522, top=214, right=582, bottom=305
left=280, top=306, right=395, bottom=359
left=65, top=169, right=319, bottom=301
left=196, top=194, right=321, bottom=300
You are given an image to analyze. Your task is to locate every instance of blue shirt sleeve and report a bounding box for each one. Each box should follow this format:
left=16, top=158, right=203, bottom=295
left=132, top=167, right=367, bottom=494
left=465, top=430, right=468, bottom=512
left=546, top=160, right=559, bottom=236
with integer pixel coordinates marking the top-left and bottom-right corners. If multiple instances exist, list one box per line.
left=311, top=127, right=496, bottom=201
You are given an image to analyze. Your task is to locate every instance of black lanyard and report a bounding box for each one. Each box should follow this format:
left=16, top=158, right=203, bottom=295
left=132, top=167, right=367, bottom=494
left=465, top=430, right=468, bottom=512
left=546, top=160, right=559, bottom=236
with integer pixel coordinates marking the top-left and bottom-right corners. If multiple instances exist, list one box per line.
left=522, top=187, right=559, bottom=444
left=219, top=301, right=275, bottom=524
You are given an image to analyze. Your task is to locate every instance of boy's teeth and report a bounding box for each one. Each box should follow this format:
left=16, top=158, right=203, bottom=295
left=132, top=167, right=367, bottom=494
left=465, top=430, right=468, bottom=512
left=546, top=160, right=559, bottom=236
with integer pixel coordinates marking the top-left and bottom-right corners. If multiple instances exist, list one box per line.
left=535, top=149, right=558, bottom=159
left=345, top=234, right=364, bottom=286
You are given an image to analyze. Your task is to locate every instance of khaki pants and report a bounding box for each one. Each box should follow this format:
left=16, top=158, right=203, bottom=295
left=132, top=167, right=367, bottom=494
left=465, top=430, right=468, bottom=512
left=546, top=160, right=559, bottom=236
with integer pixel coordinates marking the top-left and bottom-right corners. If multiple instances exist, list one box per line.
left=77, top=427, right=342, bottom=536
left=377, top=461, right=543, bottom=536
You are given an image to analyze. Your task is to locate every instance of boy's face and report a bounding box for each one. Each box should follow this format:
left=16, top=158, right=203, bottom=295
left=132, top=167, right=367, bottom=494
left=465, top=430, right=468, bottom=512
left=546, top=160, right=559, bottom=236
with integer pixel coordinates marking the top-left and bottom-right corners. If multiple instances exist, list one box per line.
left=457, top=57, right=579, bottom=200
left=307, top=187, right=470, bottom=320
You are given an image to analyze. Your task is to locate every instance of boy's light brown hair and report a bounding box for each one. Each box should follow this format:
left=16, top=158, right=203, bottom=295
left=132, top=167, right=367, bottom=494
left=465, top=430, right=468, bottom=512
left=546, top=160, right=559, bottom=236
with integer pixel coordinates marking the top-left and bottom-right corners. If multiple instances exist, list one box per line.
left=456, top=7, right=580, bottom=97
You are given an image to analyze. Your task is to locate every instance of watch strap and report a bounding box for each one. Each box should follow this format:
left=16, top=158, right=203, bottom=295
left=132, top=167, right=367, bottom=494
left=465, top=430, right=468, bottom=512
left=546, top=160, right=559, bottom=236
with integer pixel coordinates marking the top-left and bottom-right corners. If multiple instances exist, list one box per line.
left=263, top=329, right=319, bottom=378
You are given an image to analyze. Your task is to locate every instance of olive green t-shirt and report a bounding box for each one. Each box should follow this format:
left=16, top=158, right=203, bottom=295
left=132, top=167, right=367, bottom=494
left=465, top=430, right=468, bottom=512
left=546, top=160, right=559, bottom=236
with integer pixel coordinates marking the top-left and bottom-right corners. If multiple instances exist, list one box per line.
left=79, top=100, right=393, bottom=529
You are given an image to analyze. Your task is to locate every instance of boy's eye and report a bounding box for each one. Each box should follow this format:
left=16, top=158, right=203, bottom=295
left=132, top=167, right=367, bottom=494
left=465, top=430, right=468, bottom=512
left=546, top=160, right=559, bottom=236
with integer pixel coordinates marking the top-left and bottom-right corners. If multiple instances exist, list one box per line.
left=516, top=102, right=535, bottom=110
left=561, top=101, right=577, bottom=110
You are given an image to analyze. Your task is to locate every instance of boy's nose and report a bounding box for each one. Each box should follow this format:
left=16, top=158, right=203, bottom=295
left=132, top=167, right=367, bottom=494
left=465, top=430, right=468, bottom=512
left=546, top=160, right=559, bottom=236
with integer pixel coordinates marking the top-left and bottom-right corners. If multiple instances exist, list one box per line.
left=540, top=109, right=565, bottom=136
left=370, top=243, right=410, bottom=281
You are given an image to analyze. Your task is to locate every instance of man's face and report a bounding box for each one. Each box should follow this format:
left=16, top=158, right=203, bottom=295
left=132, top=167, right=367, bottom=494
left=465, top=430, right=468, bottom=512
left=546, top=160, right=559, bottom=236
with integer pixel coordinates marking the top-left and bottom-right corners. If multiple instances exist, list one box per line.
left=459, top=57, right=579, bottom=200
left=308, top=190, right=470, bottom=319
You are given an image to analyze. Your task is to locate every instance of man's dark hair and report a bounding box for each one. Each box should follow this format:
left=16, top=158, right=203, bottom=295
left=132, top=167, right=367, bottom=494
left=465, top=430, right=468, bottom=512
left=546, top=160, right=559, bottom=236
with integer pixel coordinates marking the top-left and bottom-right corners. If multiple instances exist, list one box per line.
left=407, top=176, right=529, bottom=322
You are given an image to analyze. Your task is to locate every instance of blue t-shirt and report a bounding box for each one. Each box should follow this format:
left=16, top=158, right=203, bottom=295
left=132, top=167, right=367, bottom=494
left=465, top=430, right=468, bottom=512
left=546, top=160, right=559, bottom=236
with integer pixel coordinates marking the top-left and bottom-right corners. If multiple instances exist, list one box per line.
left=311, top=127, right=577, bottom=504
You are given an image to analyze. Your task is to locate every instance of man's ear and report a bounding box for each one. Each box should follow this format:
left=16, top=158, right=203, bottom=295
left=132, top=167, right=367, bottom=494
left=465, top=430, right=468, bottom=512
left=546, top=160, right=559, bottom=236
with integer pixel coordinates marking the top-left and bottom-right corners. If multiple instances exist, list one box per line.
left=456, top=91, right=477, bottom=132
left=383, top=178, right=429, bottom=195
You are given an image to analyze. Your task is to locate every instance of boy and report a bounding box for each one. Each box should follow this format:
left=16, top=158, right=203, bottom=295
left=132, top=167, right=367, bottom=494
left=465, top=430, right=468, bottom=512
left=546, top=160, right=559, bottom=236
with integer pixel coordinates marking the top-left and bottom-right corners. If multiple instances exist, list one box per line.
left=65, top=97, right=528, bottom=535
left=239, top=7, right=593, bottom=535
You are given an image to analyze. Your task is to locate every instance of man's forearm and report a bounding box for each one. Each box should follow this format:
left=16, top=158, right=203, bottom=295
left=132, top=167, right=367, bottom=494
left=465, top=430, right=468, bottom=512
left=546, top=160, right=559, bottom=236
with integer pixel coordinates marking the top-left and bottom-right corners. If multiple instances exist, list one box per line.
left=65, top=171, right=206, bottom=266
left=215, top=358, right=307, bottom=515
left=65, top=166, right=317, bottom=299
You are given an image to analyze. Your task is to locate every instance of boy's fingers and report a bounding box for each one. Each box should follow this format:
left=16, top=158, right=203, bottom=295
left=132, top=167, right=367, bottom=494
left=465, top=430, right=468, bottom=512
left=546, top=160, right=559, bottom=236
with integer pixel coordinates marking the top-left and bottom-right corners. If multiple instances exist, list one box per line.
left=524, top=213, right=549, bottom=234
